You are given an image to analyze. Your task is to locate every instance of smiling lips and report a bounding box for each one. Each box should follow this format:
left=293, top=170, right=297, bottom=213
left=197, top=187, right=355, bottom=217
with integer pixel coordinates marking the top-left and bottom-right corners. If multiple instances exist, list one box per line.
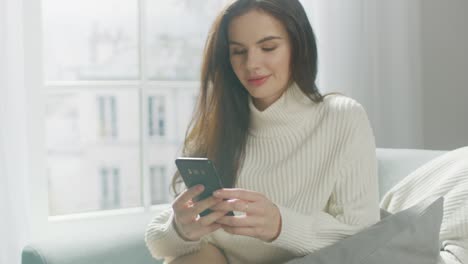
left=248, top=75, right=271, bottom=87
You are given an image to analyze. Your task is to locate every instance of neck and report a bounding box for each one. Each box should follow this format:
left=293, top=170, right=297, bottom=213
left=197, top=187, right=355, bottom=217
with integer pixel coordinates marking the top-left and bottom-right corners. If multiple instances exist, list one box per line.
left=252, top=100, right=269, bottom=112
left=251, top=81, right=294, bottom=111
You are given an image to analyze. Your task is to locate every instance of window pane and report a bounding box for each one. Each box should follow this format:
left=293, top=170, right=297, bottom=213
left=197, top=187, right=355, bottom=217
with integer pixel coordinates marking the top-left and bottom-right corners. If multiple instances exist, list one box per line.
left=149, top=165, right=169, bottom=204
left=42, top=0, right=139, bottom=81
left=145, top=0, right=229, bottom=80
left=144, top=85, right=198, bottom=202
left=46, top=89, right=141, bottom=215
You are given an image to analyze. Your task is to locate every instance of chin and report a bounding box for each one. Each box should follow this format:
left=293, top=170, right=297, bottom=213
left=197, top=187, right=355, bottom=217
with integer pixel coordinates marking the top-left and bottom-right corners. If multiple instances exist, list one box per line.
left=246, top=89, right=267, bottom=99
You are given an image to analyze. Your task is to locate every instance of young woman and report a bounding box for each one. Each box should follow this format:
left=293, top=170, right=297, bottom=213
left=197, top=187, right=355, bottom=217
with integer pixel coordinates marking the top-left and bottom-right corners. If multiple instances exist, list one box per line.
left=145, top=0, right=380, bottom=263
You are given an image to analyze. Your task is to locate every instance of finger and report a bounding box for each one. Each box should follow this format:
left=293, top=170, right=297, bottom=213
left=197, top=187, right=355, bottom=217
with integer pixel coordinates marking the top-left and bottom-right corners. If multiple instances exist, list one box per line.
left=174, top=210, right=198, bottom=226
left=176, top=200, right=213, bottom=221
left=213, top=188, right=262, bottom=202
left=197, top=210, right=230, bottom=227
left=222, top=226, right=256, bottom=237
left=216, top=215, right=262, bottom=227
left=178, top=196, right=223, bottom=222
left=211, top=199, right=260, bottom=215
left=210, top=199, right=238, bottom=211
left=192, top=196, right=223, bottom=215
left=173, top=185, right=204, bottom=211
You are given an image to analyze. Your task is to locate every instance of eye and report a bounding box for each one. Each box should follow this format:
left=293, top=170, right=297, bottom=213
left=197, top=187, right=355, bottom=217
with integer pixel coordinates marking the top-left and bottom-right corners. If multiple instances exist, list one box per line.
left=262, top=47, right=277, bottom=52
left=231, top=49, right=246, bottom=55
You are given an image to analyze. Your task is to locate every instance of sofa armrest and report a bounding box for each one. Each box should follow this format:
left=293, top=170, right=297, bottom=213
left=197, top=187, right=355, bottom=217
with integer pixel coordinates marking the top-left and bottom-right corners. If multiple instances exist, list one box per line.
left=376, top=148, right=447, bottom=200
left=22, top=220, right=161, bottom=264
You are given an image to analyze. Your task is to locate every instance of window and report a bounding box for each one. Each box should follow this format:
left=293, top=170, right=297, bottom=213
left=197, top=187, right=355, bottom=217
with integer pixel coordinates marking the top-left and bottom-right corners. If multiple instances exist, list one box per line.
left=97, top=95, right=118, bottom=139
left=45, top=89, right=140, bottom=216
left=41, top=0, right=227, bottom=217
left=100, top=167, right=121, bottom=209
left=148, top=95, right=166, bottom=138
left=149, top=165, right=169, bottom=204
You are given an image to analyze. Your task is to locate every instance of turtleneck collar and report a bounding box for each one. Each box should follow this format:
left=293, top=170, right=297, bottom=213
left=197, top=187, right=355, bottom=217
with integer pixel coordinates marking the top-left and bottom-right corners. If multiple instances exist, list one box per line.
left=248, top=82, right=319, bottom=138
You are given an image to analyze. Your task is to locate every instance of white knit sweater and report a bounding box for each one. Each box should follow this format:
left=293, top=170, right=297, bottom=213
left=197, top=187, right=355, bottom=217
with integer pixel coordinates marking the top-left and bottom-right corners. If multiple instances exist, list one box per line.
left=145, top=83, right=381, bottom=264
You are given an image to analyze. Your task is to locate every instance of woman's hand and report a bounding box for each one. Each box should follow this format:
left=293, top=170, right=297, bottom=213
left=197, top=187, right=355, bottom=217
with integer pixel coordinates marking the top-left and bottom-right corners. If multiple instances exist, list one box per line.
left=172, top=185, right=227, bottom=241
left=212, top=188, right=282, bottom=242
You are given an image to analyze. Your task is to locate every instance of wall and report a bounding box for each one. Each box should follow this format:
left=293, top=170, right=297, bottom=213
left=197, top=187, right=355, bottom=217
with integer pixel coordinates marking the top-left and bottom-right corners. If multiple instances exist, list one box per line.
left=308, top=1, right=426, bottom=149
left=421, top=0, right=468, bottom=150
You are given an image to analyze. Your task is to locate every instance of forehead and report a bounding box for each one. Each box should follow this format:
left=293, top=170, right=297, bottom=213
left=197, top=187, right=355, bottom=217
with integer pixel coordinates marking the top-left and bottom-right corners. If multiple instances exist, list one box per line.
left=228, top=9, right=288, bottom=44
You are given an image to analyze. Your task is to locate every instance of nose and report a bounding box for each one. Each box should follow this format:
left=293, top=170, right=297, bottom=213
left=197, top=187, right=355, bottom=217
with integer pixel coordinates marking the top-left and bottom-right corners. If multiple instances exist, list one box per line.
left=245, top=49, right=261, bottom=71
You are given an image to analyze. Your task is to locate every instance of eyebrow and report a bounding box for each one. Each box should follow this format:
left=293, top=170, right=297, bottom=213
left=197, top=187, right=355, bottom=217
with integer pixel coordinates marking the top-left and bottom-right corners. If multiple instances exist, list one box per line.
left=229, top=36, right=282, bottom=46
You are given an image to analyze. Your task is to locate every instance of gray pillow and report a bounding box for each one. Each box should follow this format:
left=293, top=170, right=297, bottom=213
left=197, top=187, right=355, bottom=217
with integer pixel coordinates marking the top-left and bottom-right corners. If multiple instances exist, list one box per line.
left=379, top=208, right=392, bottom=219
left=285, top=196, right=444, bottom=264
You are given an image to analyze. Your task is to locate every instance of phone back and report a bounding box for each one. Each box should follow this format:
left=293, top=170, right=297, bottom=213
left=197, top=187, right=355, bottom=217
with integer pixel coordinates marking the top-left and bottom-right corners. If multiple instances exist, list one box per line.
left=175, top=158, right=224, bottom=202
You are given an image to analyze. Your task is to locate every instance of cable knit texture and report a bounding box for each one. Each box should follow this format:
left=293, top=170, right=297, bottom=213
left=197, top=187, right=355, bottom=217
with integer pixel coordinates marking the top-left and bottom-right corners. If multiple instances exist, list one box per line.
left=145, top=83, right=381, bottom=264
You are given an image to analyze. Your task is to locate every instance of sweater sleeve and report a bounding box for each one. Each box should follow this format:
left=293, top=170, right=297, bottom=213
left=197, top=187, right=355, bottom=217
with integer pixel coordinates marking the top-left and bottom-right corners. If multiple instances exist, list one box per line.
left=145, top=207, right=205, bottom=260
left=266, top=103, right=381, bottom=256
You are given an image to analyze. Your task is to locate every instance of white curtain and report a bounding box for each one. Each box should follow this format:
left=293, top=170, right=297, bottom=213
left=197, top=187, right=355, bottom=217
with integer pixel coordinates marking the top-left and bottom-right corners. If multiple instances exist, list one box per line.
left=0, top=0, right=32, bottom=263
left=307, top=0, right=424, bottom=149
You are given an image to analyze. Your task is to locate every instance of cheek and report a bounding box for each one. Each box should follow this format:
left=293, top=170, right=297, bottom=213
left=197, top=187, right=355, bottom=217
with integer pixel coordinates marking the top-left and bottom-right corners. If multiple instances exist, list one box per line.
left=270, top=59, right=290, bottom=79
left=230, top=58, right=244, bottom=78
left=268, top=53, right=290, bottom=79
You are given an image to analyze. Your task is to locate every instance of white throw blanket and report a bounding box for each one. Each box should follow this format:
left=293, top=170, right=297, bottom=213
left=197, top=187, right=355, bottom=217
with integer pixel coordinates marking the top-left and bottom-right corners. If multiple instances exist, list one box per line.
left=380, top=146, right=468, bottom=264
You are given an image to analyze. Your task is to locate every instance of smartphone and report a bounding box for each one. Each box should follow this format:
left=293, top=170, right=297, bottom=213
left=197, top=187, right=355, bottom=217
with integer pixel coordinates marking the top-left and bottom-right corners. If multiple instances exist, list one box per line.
left=175, top=157, right=234, bottom=217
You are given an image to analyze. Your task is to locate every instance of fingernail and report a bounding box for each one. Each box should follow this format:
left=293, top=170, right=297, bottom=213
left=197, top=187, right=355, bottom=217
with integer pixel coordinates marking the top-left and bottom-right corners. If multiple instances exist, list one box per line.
left=197, top=185, right=204, bottom=191
left=214, top=190, right=220, bottom=196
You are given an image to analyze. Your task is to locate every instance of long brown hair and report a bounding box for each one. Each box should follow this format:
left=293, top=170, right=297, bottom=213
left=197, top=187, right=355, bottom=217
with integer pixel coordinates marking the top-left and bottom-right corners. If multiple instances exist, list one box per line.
left=171, top=0, right=338, bottom=196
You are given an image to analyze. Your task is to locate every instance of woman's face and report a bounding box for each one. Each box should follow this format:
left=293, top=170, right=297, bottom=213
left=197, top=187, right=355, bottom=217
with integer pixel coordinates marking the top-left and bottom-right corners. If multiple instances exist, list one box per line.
left=228, top=9, right=292, bottom=111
